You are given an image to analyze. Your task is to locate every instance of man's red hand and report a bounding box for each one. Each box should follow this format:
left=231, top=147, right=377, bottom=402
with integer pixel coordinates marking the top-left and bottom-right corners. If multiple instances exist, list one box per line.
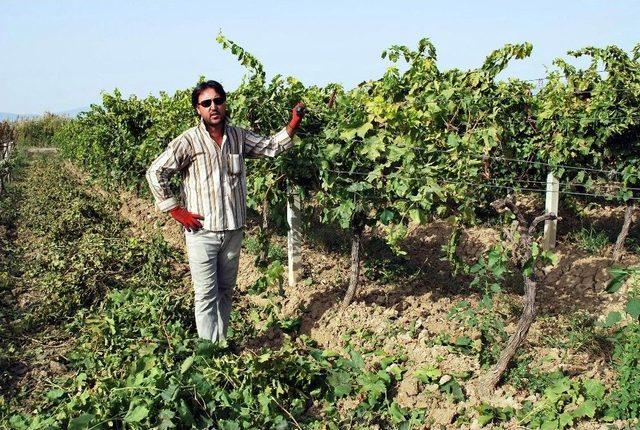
left=288, top=102, right=306, bottom=130
left=169, top=206, right=204, bottom=232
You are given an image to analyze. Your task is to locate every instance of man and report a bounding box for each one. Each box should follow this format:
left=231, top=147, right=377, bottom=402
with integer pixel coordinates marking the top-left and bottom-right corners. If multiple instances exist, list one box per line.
left=146, top=80, right=305, bottom=342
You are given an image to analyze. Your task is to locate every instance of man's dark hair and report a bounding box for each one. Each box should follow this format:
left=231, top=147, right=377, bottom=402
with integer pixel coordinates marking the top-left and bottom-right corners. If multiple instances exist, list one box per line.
left=191, top=80, right=226, bottom=109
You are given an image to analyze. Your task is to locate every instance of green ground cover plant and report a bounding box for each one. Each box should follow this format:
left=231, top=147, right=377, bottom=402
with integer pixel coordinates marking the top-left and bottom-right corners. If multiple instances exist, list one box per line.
left=0, top=154, right=426, bottom=430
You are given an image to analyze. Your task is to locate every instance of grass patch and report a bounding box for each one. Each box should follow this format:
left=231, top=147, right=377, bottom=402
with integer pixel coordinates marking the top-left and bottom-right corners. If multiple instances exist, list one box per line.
left=569, top=226, right=611, bottom=254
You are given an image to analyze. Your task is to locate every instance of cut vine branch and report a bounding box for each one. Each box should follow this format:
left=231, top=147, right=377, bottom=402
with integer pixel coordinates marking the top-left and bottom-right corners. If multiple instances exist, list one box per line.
left=479, top=195, right=558, bottom=392
left=342, top=214, right=366, bottom=308
left=613, top=201, right=635, bottom=262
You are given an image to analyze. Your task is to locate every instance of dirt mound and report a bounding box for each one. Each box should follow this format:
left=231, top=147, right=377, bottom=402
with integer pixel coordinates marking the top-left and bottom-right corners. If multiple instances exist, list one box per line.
left=64, top=162, right=640, bottom=427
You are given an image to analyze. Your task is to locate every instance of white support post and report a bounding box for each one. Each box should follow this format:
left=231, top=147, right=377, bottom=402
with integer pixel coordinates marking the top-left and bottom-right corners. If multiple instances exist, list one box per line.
left=543, top=171, right=560, bottom=251
left=287, top=184, right=302, bottom=287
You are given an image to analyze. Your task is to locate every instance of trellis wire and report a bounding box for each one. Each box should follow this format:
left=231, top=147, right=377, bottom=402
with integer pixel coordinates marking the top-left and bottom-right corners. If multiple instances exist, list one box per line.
left=341, top=145, right=637, bottom=179
left=323, top=168, right=640, bottom=201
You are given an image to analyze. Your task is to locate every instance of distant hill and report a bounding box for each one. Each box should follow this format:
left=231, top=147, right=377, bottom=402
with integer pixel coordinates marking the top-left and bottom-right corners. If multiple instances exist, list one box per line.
left=0, top=112, right=34, bottom=121
left=0, top=106, right=90, bottom=121
left=56, top=107, right=89, bottom=117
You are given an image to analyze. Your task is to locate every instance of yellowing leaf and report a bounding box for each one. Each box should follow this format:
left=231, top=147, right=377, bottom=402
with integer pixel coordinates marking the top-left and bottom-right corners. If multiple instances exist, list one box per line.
left=180, top=356, right=195, bottom=374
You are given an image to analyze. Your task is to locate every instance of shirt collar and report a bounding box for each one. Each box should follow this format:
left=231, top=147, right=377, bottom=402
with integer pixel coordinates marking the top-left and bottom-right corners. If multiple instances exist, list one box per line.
left=198, top=118, right=229, bottom=148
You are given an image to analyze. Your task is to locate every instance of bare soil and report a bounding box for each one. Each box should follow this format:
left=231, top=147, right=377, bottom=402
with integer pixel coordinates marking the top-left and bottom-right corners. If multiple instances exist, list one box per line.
left=64, top=163, right=640, bottom=428
left=25, top=147, right=58, bottom=155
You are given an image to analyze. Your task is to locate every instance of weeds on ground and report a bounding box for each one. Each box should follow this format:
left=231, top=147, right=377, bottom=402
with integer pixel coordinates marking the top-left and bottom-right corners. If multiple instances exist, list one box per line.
left=569, top=226, right=611, bottom=254
left=1, top=156, right=427, bottom=430
left=243, top=234, right=287, bottom=264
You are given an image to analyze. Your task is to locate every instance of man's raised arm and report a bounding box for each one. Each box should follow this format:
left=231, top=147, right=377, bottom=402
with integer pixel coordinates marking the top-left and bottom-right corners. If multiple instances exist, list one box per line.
left=244, top=102, right=306, bottom=158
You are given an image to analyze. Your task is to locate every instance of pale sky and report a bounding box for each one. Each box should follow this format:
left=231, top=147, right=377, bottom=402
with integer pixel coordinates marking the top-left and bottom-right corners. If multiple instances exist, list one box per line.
left=0, top=0, right=638, bottom=114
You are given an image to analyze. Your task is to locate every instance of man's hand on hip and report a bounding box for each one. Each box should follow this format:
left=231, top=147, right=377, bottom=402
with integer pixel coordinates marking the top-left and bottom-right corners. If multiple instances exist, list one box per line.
left=169, top=206, right=204, bottom=232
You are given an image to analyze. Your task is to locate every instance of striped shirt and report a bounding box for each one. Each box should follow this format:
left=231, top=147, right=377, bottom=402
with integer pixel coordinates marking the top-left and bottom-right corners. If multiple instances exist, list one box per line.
left=146, top=119, right=292, bottom=231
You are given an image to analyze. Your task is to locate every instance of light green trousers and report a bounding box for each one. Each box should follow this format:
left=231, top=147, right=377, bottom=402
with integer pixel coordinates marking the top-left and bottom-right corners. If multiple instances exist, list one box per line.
left=184, top=228, right=243, bottom=342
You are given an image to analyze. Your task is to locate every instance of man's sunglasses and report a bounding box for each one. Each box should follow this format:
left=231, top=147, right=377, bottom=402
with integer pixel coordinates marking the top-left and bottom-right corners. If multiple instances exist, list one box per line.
left=198, top=97, right=226, bottom=108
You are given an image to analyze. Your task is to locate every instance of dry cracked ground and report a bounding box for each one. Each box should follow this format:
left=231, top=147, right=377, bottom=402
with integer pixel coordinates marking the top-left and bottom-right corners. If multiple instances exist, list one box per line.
left=65, top=160, right=639, bottom=429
